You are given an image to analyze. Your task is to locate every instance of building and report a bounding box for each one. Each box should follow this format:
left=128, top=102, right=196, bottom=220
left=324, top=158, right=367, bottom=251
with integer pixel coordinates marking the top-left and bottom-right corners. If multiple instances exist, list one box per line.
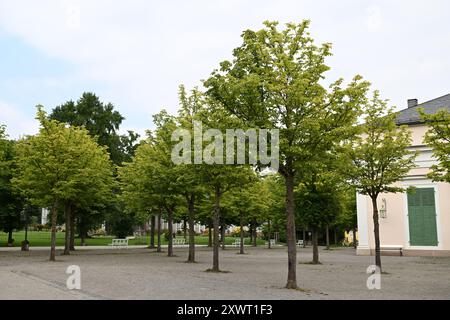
left=357, top=94, right=450, bottom=257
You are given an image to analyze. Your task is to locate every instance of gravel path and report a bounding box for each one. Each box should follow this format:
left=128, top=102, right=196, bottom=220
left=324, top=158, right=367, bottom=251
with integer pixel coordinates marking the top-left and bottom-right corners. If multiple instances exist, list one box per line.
left=0, top=246, right=449, bottom=300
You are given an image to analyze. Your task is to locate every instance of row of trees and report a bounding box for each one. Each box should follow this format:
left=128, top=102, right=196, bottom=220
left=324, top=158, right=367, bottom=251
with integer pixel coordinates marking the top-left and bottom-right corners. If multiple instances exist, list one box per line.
left=2, top=20, right=449, bottom=289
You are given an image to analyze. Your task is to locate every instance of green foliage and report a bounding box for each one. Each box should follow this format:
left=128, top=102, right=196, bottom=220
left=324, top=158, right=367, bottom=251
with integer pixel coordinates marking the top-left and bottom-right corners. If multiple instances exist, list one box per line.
left=420, top=108, right=450, bottom=183
left=343, top=91, right=418, bottom=198
left=0, top=128, right=25, bottom=236
left=50, top=92, right=139, bottom=165
left=204, top=20, right=370, bottom=177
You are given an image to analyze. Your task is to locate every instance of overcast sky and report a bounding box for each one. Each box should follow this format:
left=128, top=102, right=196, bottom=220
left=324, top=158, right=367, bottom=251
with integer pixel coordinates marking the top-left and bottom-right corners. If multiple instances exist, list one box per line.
left=1, top=0, right=449, bottom=139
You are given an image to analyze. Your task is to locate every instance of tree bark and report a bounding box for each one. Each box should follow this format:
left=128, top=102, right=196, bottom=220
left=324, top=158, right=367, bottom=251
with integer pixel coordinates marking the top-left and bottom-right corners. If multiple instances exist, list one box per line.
left=334, top=228, right=337, bottom=246
left=285, top=172, right=297, bottom=289
left=183, top=218, right=187, bottom=242
left=80, top=232, right=86, bottom=246
left=267, top=220, right=271, bottom=249
left=325, top=225, right=330, bottom=250
left=157, top=212, right=162, bottom=253
left=371, top=197, right=382, bottom=272
left=221, top=224, right=226, bottom=250
left=312, top=228, right=319, bottom=264
left=252, top=218, right=257, bottom=247
left=50, top=201, right=58, bottom=261
left=167, top=208, right=174, bottom=257
left=7, top=229, right=13, bottom=246
left=239, top=212, right=245, bottom=254
left=302, top=229, right=306, bottom=248
left=149, top=215, right=156, bottom=249
left=69, top=206, right=75, bottom=251
left=187, top=194, right=196, bottom=263
left=208, top=223, right=212, bottom=247
left=249, top=224, right=253, bottom=244
left=211, top=185, right=221, bottom=272
left=63, top=202, right=71, bottom=255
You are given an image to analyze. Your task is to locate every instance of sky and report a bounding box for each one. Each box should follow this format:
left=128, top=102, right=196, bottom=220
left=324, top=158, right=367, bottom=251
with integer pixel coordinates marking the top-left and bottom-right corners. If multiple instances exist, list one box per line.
left=0, top=0, right=449, bottom=139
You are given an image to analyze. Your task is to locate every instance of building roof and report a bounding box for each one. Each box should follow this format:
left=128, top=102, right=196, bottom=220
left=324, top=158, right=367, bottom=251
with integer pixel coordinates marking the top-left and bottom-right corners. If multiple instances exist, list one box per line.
left=396, top=93, right=450, bottom=125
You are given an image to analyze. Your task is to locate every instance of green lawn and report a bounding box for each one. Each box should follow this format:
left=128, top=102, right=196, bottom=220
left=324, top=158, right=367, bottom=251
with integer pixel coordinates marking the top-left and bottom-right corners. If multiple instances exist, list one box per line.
left=0, top=231, right=266, bottom=247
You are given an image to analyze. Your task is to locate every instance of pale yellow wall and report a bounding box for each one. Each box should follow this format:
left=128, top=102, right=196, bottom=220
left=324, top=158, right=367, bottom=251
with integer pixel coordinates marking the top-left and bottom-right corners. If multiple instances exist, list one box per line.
left=365, top=191, right=406, bottom=247
left=408, top=124, right=428, bottom=146
left=437, top=182, right=450, bottom=249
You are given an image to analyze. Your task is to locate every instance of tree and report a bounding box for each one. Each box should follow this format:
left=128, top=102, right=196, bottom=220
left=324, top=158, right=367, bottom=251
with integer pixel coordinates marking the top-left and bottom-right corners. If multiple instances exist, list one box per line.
left=343, top=91, right=417, bottom=272
left=50, top=92, right=139, bottom=165
left=176, top=85, right=208, bottom=262
left=120, top=111, right=183, bottom=257
left=420, top=109, right=450, bottom=183
left=50, top=93, right=139, bottom=246
left=0, top=127, right=24, bottom=246
left=191, top=100, right=256, bottom=272
left=204, top=21, right=369, bottom=288
left=13, top=107, right=113, bottom=261
left=295, top=167, right=343, bottom=264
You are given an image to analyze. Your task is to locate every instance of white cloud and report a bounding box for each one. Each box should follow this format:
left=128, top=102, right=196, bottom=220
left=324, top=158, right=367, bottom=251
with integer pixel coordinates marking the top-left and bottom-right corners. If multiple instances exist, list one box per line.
left=0, top=0, right=450, bottom=136
left=0, top=101, right=39, bottom=139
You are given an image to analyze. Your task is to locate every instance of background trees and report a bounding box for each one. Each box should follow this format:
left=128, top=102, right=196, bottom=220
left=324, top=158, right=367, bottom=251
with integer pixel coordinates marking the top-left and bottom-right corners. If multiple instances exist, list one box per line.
left=343, top=91, right=417, bottom=272
left=49, top=92, right=140, bottom=244
left=204, top=20, right=369, bottom=288
left=0, top=127, right=25, bottom=246
left=50, top=92, right=139, bottom=165
left=13, top=107, right=113, bottom=261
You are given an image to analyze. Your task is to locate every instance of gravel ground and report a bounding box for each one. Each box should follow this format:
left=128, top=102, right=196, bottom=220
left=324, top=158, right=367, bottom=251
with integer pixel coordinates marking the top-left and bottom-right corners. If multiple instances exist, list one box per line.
left=0, top=246, right=449, bottom=300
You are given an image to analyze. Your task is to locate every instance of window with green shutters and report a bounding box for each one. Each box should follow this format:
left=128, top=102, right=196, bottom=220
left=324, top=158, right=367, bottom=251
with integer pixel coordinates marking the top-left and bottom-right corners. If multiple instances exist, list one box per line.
left=407, top=187, right=438, bottom=246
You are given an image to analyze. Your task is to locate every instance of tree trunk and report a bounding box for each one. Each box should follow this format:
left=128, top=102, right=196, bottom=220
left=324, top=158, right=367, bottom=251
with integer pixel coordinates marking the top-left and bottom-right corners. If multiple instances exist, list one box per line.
left=249, top=224, right=253, bottom=244
left=149, top=215, right=156, bottom=249
left=208, top=223, right=212, bottom=247
left=211, top=185, right=221, bottom=272
left=7, top=229, right=13, bottom=246
left=267, top=220, right=271, bottom=249
left=63, top=202, right=71, bottom=255
left=312, top=228, right=319, bottom=264
left=285, top=173, right=297, bottom=289
left=187, top=194, right=196, bottom=263
left=353, top=228, right=358, bottom=249
left=183, top=218, right=187, bottom=242
left=302, top=229, right=306, bottom=248
left=334, top=228, right=337, bottom=246
left=221, top=225, right=226, bottom=250
left=157, top=212, right=162, bottom=253
left=325, top=225, right=330, bottom=250
left=167, top=209, right=174, bottom=257
left=80, top=232, right=86, bottom=246
left=239, top=212, right=245, bottom=254
left=50, top=201, right=58, bottom=261
left=371, top=197, right=382, bottom=272
left=252, top=218, right=257, bottom=247
left=69, top=207, right=75, bottom=251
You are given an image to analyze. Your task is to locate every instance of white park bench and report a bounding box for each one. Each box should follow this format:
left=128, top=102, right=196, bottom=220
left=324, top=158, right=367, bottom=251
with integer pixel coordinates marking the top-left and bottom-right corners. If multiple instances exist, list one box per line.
left=173, top=239, right=186, bottom=247
left=109, top=239, right=129, bottom=248
left=233, top=239, right=241, bottom=247
left=297, top=240, right=304, bottom=246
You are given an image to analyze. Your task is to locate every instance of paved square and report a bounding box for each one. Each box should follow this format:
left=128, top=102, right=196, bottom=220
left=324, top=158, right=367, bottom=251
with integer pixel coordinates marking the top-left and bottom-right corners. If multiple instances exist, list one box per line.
left=0, top=246, right=449, bottom=300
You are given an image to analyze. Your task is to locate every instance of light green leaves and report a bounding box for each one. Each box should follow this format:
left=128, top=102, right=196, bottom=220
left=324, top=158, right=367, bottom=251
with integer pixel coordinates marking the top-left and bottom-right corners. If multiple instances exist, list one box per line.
left=420, top=108, right=450, bottom=183
left=343, top=91, right=417, bottom=198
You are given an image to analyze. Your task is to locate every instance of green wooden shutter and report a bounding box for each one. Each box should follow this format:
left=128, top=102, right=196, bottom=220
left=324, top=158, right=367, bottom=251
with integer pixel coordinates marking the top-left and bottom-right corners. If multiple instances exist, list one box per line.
left=407, top=188, right=438, bottom=246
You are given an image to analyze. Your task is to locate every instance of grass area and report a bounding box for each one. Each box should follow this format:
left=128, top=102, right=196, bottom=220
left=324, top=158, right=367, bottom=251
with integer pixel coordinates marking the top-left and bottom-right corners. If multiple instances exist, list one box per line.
left=0, top=231, right=266, bottom=247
